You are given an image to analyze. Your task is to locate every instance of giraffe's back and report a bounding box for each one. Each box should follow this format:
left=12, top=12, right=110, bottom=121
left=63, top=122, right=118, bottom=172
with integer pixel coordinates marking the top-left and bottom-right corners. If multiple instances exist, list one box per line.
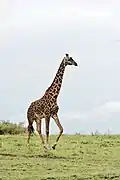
left=27, top=94, right=59, bottom=120
left=27, top=98, right=45, bottom=120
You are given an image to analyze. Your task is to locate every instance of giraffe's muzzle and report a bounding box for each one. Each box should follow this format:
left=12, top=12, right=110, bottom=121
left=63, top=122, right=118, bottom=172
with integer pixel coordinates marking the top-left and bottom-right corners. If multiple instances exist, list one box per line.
left=74, top=61, right=78, bottom=66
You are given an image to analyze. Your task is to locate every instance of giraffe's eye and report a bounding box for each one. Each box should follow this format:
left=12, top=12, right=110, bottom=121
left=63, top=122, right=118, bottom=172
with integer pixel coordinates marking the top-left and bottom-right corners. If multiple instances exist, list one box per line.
left=67, top=60, right=73, bottom=65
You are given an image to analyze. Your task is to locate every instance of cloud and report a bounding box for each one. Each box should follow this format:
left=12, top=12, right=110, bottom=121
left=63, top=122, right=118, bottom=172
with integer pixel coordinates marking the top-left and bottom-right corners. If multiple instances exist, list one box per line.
left=88, top=101, right=120, bottom=122
left=58, top=101, right=120, bottom=134
left=101, top=101, right=120, bottom=112
left=65, top=101, right=120, bottom=121
left=0, top=1, right=112, bottom=31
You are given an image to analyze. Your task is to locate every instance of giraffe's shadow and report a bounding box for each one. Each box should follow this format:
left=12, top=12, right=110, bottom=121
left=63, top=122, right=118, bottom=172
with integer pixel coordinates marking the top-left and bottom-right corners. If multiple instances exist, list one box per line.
left=0, top=152, right=70, bottom=160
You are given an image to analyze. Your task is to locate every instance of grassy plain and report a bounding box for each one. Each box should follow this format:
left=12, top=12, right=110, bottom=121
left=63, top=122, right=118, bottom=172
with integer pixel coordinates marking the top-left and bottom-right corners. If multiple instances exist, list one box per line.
left=0, top=134, right=120, bottom=180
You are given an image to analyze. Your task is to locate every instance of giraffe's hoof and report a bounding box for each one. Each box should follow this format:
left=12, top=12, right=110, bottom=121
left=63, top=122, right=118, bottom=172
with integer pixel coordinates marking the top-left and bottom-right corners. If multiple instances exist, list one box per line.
left=43, top=145, right=48, bottom=153
left=52, top=146, right=56, bottom=150
left=45, top=144, right=51, bottom=150
left=44, top=145, right=51, bottom=152
left=27, top=144, right=30, bottom=147
left=44, top=145, right=47, bottom=149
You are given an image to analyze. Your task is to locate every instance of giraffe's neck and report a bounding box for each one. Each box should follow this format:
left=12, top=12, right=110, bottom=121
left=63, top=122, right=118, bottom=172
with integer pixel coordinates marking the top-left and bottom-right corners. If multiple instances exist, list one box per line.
left=45, top=60, right=66, bottom=98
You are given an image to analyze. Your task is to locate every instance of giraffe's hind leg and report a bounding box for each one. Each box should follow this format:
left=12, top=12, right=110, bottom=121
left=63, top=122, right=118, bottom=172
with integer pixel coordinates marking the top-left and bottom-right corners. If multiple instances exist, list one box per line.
left=45, top=117, right=51, bottom=150
left=36, top=119, right=47, bottom=151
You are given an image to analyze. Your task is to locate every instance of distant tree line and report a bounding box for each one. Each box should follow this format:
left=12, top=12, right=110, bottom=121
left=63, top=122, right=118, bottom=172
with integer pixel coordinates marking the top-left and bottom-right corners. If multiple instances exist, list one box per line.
left=0, top=120, right=26, bottom=135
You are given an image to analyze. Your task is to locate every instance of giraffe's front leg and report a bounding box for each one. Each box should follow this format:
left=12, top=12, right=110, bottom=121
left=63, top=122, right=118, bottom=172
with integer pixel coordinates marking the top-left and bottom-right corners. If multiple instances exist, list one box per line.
left=51, top=114, right=63, bottom=150
left=36, top=120, right=46, bottom=149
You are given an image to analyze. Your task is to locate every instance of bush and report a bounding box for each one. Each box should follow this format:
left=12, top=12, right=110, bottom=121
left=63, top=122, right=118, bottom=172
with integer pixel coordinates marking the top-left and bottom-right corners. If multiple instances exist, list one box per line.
left=0, top=120, right=25, bottom=135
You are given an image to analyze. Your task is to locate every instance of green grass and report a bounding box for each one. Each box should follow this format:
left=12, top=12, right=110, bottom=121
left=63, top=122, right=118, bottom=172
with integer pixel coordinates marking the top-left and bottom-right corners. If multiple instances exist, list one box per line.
left=0, top=134, right=120, bottom=180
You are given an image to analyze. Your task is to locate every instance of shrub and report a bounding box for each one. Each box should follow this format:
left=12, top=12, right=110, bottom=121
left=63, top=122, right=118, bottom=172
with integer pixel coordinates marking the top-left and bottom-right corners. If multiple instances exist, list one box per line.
left=0, top=120, right=25, bottom=135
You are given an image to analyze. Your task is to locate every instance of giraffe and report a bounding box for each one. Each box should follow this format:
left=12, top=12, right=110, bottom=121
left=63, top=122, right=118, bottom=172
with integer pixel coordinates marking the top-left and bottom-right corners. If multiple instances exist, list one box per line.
left=27, top=53, right=78, bottom=150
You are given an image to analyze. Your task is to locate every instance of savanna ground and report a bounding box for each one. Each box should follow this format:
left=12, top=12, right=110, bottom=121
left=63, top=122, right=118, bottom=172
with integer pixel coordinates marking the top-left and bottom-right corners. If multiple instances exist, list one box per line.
left=0, top=134, right=120, bottom=180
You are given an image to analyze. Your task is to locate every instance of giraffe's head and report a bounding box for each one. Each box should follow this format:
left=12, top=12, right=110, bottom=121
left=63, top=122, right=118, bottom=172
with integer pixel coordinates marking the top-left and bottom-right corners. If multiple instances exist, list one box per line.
left=63, top=53, right=78, bottom=67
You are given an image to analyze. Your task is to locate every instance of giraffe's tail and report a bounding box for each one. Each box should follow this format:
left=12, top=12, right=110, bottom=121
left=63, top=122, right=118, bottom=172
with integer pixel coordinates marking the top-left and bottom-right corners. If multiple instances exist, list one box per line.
left=27, top=105, right=35, bottom=146
left=27, top=121, right=34, bottom=146
left=27, top=107, right=35, bottom=135
left=27, top=123, right=34, bottom=134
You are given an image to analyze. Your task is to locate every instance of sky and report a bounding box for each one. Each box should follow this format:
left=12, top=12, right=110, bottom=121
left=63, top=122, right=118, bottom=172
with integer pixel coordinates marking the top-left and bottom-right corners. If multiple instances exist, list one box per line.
left=0, top=0, right=120, bottom=134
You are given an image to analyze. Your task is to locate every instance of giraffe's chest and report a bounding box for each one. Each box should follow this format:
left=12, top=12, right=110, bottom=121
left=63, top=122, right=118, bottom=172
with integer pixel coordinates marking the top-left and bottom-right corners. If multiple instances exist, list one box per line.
left=49, top=105, right=59, bottom=117
left=40, top=99, right=59, bottom=115
left=44, top=100, right=59, bottom=115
